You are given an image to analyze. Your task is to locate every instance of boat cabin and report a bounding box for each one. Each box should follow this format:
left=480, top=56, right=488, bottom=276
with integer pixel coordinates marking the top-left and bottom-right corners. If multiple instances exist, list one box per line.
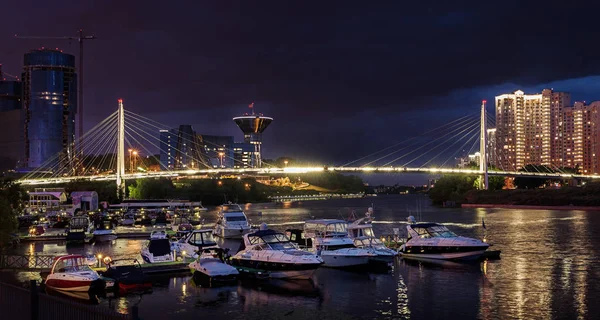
left=304, top=220, right=349, bottom=238
left=184, top=230, right=217, bottom=247
left=243, top=229, right=296, bottom=251
left=347, top=225, right=375, bottom=238
left=407, top=223, right=457, bottom=240
left=285, top=229, right=313, bottom=247
left=51, top=255, right=92, bottom=274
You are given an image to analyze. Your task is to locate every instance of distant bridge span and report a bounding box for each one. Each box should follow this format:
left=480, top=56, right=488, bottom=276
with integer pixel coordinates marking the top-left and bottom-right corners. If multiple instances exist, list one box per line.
left=16, top=166, right=596, bottom=186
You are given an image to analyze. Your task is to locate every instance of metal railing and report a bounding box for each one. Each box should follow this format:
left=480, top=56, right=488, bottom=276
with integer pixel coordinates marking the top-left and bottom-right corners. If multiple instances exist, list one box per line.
left=0, top=255, right=56, bottom=270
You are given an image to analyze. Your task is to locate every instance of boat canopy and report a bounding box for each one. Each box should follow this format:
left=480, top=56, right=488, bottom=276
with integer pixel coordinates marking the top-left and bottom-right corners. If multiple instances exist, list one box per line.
left=51, top=255, right=91, bottom=273
left=246, top=229, right=296, bottom=250
left=305, top=220, right=348, bottom=237
left=224, top=212, right=247, bottom=222
left=221, top=204, right=244, bottom=213
left=410, top=224, right=457, bottom=238
left=187, top=230, right=216, bottom=246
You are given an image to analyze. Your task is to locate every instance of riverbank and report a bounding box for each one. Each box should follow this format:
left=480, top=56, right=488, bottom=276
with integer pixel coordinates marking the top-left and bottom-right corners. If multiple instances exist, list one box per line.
left=461, top=203, right=600, bottom=211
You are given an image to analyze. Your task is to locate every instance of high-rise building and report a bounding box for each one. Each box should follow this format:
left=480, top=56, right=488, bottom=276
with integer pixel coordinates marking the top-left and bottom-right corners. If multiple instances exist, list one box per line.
left=548, top=89, right=572, bottom=168
left=562, top=102, right=600, bottom=174
left=158, top=125, right=208, bottom=170
left=22, top=49, right=77, bottom=168
left=198, top=135, right=234, bottom=168
left=495, top=89, right=563, bottom=170
left=0, top=66, right=24, bottom=170
left=159, top=129, right=177, bottom=170
left=486, top=128, right=496, bottom=167
left=233, top=142, right=256, bottom=168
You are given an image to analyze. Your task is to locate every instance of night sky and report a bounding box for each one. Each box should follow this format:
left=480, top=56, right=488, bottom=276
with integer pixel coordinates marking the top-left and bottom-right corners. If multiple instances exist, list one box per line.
left=3, top=1, right=600, bottom=173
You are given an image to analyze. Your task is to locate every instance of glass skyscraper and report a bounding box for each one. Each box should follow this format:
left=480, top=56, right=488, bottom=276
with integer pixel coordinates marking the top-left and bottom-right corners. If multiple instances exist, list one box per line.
left=22, top=49, right=77, bottom=168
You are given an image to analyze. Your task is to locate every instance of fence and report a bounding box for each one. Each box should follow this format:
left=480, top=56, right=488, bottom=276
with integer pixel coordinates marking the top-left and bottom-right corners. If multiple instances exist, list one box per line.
left=0, top=255, right=56, bottom=270
left=0, top=281, right=136, bottom=320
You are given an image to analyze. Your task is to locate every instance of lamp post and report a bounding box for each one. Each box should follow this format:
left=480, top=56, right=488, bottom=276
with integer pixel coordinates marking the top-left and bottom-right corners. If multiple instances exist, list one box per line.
left=218, top=152, right=224, bottom=168
left=128, top=149, right=133, bottom=173
left=284, top=160, right=288, bottom=168
left=133, top=151, right=138, bottom=171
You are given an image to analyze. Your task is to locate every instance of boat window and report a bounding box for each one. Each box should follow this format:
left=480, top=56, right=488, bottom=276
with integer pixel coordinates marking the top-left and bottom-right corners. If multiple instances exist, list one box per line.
left=426, top=226, right=457, bottom=238
left=54, top=258, right=92, bottom=273
left=326, top=244, right=356, bottom=250
left=325, top=223, right=347, bottom=236
left=200, top=232, right=217, bottom=245
left=225, top=216, right=247, bottom=222
left=362, top=227, right=375, bottom=237
left=248, top=236, right=266, bottom=245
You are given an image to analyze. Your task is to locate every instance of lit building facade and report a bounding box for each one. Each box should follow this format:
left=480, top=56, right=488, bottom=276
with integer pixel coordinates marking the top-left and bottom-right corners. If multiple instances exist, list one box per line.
left=233, top=142, right=256, bottom=168
left=486, top=128, right=496, bottom=167
left=198, top=135, right=234, bottom=168
left=22, top=49, right=77, bottom=168
left=549, top=90, right=572, bottom=168
left=495, top=90, right=560, bottom=170
left=562, top=102, right=600, bottom=174
left=158, top=125, right=207, bottom=170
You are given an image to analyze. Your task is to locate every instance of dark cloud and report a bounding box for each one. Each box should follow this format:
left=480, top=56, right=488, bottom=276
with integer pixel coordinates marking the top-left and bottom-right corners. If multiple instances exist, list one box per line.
left=2, top=1, right=600, bottom=169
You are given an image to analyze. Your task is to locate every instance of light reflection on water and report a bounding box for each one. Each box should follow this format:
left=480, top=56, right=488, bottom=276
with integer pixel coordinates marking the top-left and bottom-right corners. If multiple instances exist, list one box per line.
left=5, top=195, right=600, bottom=319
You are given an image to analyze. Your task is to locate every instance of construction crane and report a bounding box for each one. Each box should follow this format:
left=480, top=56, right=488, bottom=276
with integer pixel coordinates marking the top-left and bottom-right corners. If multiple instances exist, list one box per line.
left=15, top=29, right=97, bottom=160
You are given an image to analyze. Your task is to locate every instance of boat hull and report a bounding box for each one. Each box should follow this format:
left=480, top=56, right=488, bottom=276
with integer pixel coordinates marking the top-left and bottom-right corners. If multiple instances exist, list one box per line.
left=399, top=249, right=488, bottom=261
left=214, top=226, right=251, bottom=239
left=45, top=278, right=104, bottom=293
left=320, top=254, right=371, bottom=268
left=231, top=258, right=321, bottom=280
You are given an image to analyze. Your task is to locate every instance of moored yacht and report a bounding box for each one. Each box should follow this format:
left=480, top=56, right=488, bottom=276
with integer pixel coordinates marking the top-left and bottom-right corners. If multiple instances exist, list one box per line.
left=347, top=208, right=397, bottom=262
left=189, top=248, right=239, bottom=284
left=45, top=255, right=105, bottom=293
left=93, top=219, right=117, bottom=242
left=398, top=216, right=489, bottom=260
left=213, top=204, right=252, bottom=239
left=304, top=220, right=375, bottom=268
left=140, top=230, right=175, bottom=263
left=231, top=226, right=324, bottom=279
left=66, top=216, right=94, bottom=242
left=173, top=229, right=219, bottom=259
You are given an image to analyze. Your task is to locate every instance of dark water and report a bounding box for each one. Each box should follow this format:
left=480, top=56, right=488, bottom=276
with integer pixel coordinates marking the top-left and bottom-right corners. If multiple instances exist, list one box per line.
left=8, top=195, right=600, bottom=319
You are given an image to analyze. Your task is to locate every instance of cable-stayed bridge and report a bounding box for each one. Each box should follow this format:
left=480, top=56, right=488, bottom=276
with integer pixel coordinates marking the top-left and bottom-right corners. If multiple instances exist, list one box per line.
left=17, top=100, right=600, bottom=189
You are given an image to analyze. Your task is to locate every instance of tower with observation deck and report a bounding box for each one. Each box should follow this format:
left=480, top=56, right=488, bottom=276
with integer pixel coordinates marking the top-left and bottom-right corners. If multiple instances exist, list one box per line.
left=232, top=103, right=273, bottom=168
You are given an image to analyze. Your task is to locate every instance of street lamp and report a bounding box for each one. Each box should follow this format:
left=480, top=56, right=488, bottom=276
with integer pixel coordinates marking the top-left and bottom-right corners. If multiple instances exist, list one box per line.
left=284, top=160, right=288, bottom=168
left=128, top=149, right=133, bottom=173
left=218, top=152, right=224, bottom=168
left=133, top=151, right=138, bottom=171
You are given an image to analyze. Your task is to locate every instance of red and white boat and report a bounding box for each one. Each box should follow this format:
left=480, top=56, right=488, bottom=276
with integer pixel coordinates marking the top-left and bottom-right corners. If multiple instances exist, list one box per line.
left=45, top=255, right=105, bottom=293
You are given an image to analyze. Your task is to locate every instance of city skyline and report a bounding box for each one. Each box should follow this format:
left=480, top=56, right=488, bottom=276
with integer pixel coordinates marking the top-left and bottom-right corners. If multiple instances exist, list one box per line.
left=2, top=2, right=600, bottom=164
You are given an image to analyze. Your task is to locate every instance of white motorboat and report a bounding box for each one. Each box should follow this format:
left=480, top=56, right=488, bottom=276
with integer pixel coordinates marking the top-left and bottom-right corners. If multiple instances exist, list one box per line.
left=213, top=204, right=252, bottom=239
left=173, top=229, right=219, bottom=259
left=45, top=255, right=105, bottom=293
left=304, top=220, right=375, bottom=268
left=347, top=207, right=397, bottom=262
left=189, top=248, right=239, bottom=284
left=93, top=219, right=117, bottom=242
left=231, top=226, right=323, bottom=279
left=66, top=216, right=94, bottom=242
left=140, top=230, right=175, bottom=263
left=398, top=216, right=489, bottom=260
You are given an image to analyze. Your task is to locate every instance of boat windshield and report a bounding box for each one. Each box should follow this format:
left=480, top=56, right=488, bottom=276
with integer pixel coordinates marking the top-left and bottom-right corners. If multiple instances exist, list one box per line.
left=53, top=257, right=93, bottom=273
left=188, top=231, right=217, bottom=246
left=306, top=222, right=347, bottom=237
left=249, top=233, right=296, bottom=250
left=412, top=225, right=457, bottom=238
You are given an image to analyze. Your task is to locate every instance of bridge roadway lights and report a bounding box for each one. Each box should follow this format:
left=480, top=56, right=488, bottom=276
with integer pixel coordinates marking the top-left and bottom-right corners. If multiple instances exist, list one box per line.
left=15, top=166, right=600, bottom=185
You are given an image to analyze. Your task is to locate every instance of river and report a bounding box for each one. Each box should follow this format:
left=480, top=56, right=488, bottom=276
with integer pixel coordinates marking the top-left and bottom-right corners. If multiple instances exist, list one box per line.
left=6, top=194, right=600, bottom=319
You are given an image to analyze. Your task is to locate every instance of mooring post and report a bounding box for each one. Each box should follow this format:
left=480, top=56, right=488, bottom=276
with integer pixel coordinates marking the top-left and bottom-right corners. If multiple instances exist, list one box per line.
left=30, top=280, right=38, bottom=320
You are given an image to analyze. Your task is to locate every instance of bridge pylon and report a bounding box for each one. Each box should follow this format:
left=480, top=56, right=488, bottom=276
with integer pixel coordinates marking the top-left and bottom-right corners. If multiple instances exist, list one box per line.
left=479, top=100, right=489, bottom=190
left=116, top=99, right=126, bottom=198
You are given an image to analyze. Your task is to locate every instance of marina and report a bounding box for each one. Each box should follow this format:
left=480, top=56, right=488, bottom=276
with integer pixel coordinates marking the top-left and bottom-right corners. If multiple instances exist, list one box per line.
left=2, top=195, right=599, bottom=319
